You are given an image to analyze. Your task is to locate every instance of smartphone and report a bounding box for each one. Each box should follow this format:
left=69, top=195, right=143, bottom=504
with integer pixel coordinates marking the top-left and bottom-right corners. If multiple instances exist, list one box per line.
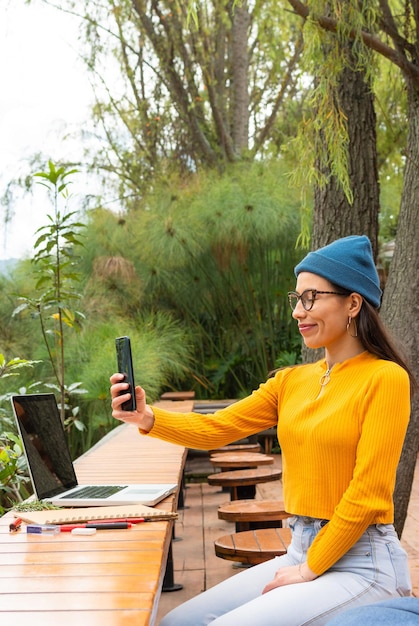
left=115, top=336, right=137, bottom=411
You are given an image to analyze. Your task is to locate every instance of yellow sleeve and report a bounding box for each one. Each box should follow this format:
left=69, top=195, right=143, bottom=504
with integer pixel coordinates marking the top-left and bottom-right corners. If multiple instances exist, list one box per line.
left=145, top=375, right=282, bottom=449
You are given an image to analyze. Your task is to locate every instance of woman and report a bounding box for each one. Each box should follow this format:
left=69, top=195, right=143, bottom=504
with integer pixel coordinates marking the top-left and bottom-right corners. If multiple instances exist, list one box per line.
left=110, top=235, right=415, bottom=626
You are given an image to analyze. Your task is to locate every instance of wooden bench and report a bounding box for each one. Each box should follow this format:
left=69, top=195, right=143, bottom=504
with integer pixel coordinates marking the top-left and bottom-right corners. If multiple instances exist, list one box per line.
left=160, top=391, right=196, bottom=401
left=218, top=499, right=291, bottom=532
left=214, top=527, right=292, bottom=565
left=207, top=467, right=282, bottom=500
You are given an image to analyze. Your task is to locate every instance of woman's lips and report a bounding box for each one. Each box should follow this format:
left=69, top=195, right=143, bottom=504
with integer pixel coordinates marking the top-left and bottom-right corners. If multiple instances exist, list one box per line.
left=298, top=324, right=316, bottom=334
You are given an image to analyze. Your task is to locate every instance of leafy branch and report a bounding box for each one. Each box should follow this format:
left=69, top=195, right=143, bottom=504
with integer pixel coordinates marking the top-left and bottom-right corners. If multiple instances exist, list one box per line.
left=12, top=162, right=86, bottom=422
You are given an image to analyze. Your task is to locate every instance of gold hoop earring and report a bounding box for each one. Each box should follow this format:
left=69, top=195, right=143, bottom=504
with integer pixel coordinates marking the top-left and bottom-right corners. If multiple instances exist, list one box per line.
left=346, top=316, right=358, bottom=338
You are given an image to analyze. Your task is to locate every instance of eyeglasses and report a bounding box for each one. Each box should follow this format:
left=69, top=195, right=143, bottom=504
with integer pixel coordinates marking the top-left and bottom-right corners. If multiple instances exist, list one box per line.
left=287, top=289, right=348, bottom=311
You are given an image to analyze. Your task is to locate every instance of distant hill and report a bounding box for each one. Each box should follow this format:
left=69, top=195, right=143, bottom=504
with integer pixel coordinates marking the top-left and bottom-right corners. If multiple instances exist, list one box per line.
left=0, top=258, right=19, bottom=276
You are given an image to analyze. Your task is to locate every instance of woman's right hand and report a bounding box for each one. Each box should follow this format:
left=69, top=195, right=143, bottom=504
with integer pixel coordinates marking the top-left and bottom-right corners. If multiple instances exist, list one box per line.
left=110, top=373, right=155, bottom=432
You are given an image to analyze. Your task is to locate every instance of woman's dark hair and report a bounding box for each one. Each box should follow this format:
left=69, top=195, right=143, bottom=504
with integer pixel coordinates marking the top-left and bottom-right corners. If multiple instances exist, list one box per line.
left=356, top=299, right=416, bottom=390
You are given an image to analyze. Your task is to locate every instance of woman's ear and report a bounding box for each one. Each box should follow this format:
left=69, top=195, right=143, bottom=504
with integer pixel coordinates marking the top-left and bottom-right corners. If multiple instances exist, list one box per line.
left=348, top=293, right=363, bottom=317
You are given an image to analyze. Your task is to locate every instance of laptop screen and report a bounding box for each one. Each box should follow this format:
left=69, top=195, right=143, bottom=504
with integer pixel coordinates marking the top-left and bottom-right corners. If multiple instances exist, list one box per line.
left=12, top=394, right=78, bottom=500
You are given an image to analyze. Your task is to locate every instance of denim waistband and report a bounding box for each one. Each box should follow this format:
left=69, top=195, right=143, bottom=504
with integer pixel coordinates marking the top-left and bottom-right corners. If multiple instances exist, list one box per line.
left=292, top=516, right=396, bottom=535
left=294, top=515, right=329, bottom=527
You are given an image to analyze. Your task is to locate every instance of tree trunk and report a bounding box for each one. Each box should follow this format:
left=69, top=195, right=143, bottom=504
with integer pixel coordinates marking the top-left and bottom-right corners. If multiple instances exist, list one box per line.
left=381, top=78, right=419, bottom=537
left=230, top=0, right=250, bottom=155
left=313, top=62, right=379, bottom=254
left=287, top=0, right=419, bottom=541
left=304, top=55, right=379, bottom=363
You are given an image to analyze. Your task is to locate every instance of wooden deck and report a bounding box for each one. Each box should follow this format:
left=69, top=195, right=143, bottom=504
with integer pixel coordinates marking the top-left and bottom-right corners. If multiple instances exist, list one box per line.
left=157, top=452, right=419, bottom=623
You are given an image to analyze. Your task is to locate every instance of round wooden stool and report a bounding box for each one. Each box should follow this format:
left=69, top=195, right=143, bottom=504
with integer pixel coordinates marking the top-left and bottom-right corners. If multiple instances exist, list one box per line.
left=218, top=499, right=291, bottom=532
left=209, top=443, right=261, bottom=454
left=214, top=527, right=292, bottom=565
left=207, top=467, right=282, bottom=500
left=210, top=452, right=274, bottom=470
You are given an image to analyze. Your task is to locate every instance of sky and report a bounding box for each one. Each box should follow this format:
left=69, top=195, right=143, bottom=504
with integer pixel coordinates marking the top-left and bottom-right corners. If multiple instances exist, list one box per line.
left=0, top=1, right=93, bottom=260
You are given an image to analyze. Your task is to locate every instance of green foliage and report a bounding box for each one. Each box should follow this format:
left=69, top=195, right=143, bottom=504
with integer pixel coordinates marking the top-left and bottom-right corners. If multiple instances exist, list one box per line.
left=12, top=162, right=86, bottom=422
left=0, top=354, right=39, bottom=380
left=0, top=429, right=32, bottom=514
left=12, top=500, right=62, bottom=512
left=44, top=311, right=194, bottom=456
left=2, top=161, right=305, bottom=472
left=0, top=267, right=39, bottom=358
left=0, top=355, right=39, bottom=514
left=285, top=0, right=377, bottom=216
left=83, top=161, right=305, bottom=397
left=375, top=57, right=406, bottom=242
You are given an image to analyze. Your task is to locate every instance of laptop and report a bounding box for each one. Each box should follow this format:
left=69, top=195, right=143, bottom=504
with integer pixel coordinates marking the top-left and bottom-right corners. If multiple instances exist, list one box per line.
left=11, top=393, right=177, bottom=507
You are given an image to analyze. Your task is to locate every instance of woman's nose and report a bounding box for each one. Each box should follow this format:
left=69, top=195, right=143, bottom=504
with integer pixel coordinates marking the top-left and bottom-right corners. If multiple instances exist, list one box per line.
left=292, top=300, right=306, bottom=319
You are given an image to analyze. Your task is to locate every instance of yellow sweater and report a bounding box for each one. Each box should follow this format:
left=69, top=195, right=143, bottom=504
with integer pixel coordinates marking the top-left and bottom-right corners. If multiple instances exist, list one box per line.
left=149, top=351, right=410, bottom=575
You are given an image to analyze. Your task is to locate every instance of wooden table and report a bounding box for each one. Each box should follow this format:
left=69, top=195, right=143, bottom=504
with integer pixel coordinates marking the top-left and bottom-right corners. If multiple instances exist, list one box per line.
left=0, top=406, right=189, bottom=626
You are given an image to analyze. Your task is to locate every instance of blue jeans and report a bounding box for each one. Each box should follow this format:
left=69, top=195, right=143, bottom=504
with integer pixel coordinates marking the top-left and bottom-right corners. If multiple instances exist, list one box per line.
left=325, top=597, right=419, bottom=625
left=159, top=516, right=412, bottom=626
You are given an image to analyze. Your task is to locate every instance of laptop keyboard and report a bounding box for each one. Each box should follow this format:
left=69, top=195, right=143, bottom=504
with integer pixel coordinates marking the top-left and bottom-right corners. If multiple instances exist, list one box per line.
left=65, top=485, right=128, bottom=499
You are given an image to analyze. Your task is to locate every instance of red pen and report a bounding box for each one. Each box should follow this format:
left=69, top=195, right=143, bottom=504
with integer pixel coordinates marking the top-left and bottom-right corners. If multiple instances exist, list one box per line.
left=9, top=517, right=23, bottom=532
left=59, top=522, right=133, bottom=531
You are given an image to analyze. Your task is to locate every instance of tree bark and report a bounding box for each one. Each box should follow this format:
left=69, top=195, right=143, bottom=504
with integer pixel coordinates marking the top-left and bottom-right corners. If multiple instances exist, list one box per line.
left=304, top=52, right=379, bottom=364
left=313, top=62, right=379, bottom=256
left=381, top=78, right=419, bottom=536
left=231, top=0, right=250, bottom=155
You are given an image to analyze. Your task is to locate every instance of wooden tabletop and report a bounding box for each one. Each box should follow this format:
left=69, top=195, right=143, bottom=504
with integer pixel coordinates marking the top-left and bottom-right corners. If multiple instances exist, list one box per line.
left=209, top=452, right=274, bottom=468
left=0, top=406, right=189, bottom=626
left=209, top=443, right=261, bottom=453
left=217, top=499, right=290, bottom=523
left=207, top=467, right=282, bottom=487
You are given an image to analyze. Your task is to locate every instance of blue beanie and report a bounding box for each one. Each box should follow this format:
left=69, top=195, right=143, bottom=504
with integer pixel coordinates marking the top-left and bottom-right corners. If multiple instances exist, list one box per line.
left=294, top=235, right=382, bottom=308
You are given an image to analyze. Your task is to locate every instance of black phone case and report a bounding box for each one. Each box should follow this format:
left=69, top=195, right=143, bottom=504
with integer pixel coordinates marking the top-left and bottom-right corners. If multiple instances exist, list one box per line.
left=115, top=336, right=136, bottom=411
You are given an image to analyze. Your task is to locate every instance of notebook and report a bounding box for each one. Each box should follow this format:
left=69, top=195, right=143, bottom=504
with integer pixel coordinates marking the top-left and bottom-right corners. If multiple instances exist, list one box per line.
left=11, top=393, right=177, bottom=507
left=13, top=504, right=178, bottom=526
